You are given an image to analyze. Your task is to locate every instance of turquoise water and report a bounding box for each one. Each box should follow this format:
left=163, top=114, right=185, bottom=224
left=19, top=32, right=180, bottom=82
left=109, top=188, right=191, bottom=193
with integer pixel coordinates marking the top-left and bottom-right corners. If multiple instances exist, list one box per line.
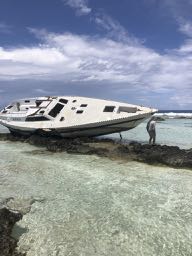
left=106, top=118, right=192, bottom=149
left=0, top=119, right=192, bottom=256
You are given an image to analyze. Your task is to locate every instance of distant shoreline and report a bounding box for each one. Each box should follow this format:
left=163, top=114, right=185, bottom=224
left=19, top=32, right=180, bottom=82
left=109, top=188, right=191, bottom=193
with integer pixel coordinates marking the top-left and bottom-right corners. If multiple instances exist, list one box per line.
left=155, top=110, right=192, bottom=119
left=159, top=110, right=192, bottom=112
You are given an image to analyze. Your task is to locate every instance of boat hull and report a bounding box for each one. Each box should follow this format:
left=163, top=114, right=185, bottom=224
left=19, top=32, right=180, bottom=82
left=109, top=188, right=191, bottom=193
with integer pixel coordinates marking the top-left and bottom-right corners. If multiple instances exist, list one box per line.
left=3, top=114, right=149, bottom=138
left=0, top=95, right=157, bottom=138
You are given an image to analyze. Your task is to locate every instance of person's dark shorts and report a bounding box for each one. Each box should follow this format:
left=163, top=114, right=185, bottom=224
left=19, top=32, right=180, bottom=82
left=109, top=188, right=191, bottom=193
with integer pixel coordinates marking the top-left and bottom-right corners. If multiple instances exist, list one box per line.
left=148, top=130, right=156, bottom=137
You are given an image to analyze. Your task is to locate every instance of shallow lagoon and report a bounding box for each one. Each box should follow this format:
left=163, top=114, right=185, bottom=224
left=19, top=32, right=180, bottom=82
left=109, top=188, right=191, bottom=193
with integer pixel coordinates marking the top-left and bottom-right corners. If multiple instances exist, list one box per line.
left=0, top=118, right=192, bottom=256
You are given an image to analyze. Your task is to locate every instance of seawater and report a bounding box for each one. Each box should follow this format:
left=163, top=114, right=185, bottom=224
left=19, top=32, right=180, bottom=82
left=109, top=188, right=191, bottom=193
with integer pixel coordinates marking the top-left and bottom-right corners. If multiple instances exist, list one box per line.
left=0, top=118, right=192, bottom=256
left=107, top=118, right=192, bottom=149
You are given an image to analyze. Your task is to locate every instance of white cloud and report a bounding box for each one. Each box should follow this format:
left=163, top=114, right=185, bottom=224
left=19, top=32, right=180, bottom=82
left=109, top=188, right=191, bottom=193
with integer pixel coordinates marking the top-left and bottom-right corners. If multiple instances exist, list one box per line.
left=0, top=31, right=159, bottom=84
left=0, top=47, right=66, bottom=65
left=173, top=21, right=192, bottom=53
left=179, top=21, right=192, bottom=37
left=170, top=94, right=192, bottom=107
left=62, top=0, right=139, bottom=44
left=0, top=29, right=192, bottom=108
left=62, top=0, right=91, bottom=15
left=94, top=13, right=141, bottom=44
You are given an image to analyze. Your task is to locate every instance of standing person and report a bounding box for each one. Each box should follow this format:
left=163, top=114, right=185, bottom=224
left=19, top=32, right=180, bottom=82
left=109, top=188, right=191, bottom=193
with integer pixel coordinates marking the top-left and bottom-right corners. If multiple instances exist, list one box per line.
left=16, top=102, right=20, bottom=111
left=146, top=116, right=156, bottom=145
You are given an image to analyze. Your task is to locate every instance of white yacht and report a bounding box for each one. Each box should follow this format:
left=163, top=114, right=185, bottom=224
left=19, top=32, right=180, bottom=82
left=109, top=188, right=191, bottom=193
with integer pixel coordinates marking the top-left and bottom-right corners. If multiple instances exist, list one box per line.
left=0, top=96, right=157, bottom=137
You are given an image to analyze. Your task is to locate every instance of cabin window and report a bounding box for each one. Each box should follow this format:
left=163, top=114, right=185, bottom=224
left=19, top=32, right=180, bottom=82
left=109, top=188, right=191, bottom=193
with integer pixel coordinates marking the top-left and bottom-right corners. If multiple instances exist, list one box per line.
left=2, top=110, right=7, bottom=113
left=39, top=110, right=45, bottom=114
left=80, top=104, right=87, bottom=107
left=103, top=106, right=115, bottom=112
left=26, top=116, right=50, bottom=121
left=48, top=103, right=64, bottom=118
left=60, top=117, right=65, bottom=121
left=76, top=110, right=83, bottom=114
left=35, top=100, right=42, bottom=107
left=59, top=99, right=68, bottom=104
left=118, top=106, right=137, bottom=113
left=25, top=100, right=30, bottom=103
left=72, top=100, right=77, bottom=103
left=6, top=105, right=13, bottom=109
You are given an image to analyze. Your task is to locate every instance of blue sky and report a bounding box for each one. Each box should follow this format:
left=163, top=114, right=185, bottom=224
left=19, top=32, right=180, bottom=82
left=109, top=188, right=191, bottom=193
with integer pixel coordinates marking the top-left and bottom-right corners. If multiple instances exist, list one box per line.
left=0, top=0, right=192, bottom=109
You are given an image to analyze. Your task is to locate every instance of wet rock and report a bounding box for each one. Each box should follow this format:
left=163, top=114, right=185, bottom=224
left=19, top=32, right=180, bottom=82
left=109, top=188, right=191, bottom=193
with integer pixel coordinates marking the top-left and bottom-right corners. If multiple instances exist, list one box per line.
left=127, top=142, right=192, bottom=168
left=154, top=116, right=166, bottom=121
left=0, top=207, right=25, bottom=256
left=1, top=133, right=192, bottom=169
left=26, top=134, right=49, bottom=147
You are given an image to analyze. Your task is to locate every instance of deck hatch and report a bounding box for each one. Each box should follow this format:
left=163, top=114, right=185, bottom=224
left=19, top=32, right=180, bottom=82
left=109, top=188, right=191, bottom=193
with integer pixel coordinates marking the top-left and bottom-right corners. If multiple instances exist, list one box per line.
left=59, top=99, right=68, bottom=104
left=48, top=103, right=64, bottom=118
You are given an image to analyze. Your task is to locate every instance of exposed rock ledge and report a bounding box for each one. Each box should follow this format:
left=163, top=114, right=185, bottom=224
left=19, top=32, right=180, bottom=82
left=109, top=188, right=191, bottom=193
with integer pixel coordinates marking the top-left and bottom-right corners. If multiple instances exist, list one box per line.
left=0, top=207, right=25, bottom=256
left=0, top=133, right=192, bottom=169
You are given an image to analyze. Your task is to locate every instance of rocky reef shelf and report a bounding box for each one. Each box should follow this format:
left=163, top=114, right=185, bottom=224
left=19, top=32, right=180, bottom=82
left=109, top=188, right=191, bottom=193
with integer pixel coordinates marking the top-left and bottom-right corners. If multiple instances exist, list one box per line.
left=0, top=133, right=192, bottom=169
left=0, top=206, right=25, bottom=256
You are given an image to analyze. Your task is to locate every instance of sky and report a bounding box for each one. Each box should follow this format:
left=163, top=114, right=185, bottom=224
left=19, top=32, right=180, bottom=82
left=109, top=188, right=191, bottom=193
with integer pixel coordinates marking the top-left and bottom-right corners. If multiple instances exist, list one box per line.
left=0, top=0, right=192, bottom=109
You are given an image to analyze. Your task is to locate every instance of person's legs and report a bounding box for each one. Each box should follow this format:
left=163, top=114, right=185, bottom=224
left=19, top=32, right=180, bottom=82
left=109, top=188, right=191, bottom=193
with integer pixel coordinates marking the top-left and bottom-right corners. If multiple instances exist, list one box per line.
left=149, top=130, right=156, bottom=144
left=152, top=131, right=156, bottom=144
left=149, top=135, right=152, bottom=144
